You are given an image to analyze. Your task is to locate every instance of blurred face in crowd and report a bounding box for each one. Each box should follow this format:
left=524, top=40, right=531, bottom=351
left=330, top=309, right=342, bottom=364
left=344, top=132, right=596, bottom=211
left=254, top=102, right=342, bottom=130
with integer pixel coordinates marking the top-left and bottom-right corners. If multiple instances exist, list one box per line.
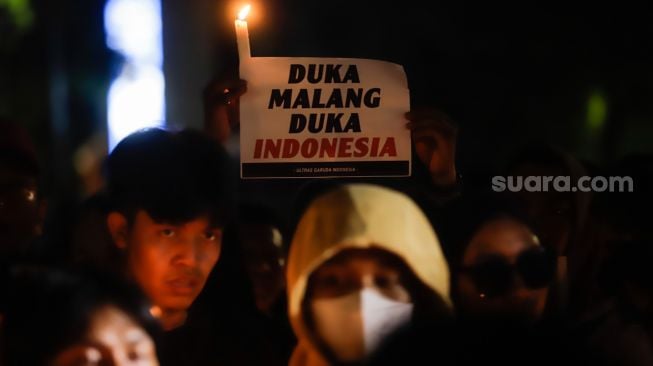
left=50, top=305, right=158, bottom=366
left=510, top=163, right=573, bottom=256
left=203, top=78, right=246, bottom=144
left=108, top=210, right=222, bottom=321
left=239, top=223, right=286, bottom=313
left=456, top=217, right=553, bottom=325
left=0, top=163, right=44, bottom=258
left=405, top=108, right=458, bottom=187
left=305, top=248, right=414, bottom=363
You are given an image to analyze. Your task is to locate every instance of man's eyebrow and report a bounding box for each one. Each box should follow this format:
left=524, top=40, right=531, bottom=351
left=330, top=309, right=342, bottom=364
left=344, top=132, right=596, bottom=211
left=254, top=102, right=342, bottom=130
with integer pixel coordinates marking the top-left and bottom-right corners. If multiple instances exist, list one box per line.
left=151, top=221, right=187, bottom=228
left=152, top=221, right=178, bottom=226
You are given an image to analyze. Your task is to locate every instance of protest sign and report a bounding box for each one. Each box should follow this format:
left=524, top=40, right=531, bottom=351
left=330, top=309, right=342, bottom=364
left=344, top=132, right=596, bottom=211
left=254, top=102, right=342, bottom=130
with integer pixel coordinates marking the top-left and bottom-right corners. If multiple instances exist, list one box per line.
left=239, top=58, right=411, bottom=179
left=236, top=6, right=411, bottom=179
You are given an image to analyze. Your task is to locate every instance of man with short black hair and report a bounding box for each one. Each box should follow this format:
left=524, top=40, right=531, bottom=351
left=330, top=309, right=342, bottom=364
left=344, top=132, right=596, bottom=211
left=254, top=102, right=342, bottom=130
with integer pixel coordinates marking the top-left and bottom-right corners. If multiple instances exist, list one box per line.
left=105, top=128, right=232, bottom=331
left=103, top=128, right=282, bottom=365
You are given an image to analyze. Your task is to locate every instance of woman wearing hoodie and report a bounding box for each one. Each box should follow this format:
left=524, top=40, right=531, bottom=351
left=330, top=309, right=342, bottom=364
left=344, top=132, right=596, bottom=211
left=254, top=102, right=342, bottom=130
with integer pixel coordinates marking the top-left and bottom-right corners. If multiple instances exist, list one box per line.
left=285, top=184, right=452, bottom=366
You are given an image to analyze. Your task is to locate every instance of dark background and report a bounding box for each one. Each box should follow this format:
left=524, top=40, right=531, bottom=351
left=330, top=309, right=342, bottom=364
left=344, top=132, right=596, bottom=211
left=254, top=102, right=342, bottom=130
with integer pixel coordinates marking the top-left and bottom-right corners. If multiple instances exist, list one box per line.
left=2, top=0, right=652, bottom=201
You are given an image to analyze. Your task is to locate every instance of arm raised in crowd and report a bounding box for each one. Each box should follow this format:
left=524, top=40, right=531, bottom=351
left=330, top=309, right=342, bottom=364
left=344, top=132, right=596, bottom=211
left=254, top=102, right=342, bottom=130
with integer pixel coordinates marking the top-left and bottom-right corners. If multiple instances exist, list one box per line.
left=203, top=76, right=247, bottom=144
left=405, top=107, right=459, bottom=188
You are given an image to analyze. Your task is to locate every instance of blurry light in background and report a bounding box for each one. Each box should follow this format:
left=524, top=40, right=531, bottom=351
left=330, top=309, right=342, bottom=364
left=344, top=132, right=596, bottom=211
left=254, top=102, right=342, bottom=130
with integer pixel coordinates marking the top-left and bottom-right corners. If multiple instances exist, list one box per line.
left=104, top=0, right=165, bottom=151
left=0, top=0, right=34, bottom=30
left=586, top=91, right=607, bottom=133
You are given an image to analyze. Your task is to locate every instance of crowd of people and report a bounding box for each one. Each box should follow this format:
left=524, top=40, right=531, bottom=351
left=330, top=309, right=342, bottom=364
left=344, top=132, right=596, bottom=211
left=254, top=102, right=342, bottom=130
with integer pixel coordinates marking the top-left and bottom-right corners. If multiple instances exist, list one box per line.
left=0, top=75, right=651, bottom=366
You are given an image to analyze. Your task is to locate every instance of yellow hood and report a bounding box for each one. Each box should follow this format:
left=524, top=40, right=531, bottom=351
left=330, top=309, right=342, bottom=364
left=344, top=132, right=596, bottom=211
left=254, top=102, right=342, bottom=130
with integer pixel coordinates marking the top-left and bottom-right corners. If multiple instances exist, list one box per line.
left=286, top=184, right=451, bottom=365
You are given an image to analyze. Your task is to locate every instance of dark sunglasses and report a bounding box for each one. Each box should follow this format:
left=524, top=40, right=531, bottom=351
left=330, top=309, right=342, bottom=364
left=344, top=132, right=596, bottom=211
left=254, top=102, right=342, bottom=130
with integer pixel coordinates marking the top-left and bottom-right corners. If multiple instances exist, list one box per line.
left=460, top=246, right=556, bottom=298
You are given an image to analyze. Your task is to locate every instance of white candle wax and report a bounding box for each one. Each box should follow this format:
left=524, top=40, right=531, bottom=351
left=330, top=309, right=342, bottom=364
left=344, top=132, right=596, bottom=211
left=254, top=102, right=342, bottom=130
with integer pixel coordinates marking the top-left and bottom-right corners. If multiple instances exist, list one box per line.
left=235, top=9, right=251, bottom=61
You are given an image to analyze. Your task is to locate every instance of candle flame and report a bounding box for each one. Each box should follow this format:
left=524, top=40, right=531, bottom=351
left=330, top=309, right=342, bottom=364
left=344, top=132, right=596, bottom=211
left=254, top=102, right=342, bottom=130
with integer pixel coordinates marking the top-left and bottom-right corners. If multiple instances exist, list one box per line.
left=238, top=5, right=251, bottom=20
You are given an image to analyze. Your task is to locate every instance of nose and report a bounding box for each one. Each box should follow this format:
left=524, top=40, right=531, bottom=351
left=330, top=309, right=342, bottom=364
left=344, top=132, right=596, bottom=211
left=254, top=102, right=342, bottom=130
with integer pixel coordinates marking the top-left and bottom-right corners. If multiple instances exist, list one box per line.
left=509, top=275, right=539, bottom=300
left=171, top=236, right=202, bottom=267
left=361, top=275, right=376, bottom=290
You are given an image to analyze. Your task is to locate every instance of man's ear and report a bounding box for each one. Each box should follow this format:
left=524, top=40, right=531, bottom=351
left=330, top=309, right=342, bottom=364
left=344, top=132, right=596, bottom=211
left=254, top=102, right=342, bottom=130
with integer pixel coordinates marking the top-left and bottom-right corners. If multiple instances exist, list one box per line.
left=107, top=212, right=129, bottom=249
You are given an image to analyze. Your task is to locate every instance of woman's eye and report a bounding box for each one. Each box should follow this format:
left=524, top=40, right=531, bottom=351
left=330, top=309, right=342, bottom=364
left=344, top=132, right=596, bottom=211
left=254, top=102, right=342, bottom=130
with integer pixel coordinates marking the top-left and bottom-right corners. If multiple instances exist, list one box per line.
left=126, top=349, right=140, bottom=361
left=375, top=275, right=392, bottom=288
left=320, top=274, right=342, bottom=288
left=161, top=229, right=175, bottom=237
left=375, top=272, right=402, bottom=289
left=375, top=276, right=388, bottom=288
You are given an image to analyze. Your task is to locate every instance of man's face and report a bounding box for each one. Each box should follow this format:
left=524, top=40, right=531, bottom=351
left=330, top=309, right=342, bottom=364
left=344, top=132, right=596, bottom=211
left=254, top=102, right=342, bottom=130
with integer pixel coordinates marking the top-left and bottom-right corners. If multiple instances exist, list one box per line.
left=117, top=210, right=222, bottom=312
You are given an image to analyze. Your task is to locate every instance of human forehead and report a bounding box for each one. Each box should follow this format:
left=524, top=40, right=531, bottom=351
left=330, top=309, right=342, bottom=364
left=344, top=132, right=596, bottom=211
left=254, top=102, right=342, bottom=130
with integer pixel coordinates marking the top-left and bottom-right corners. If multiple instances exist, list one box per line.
left=463, top=218, right=539, bottom=264
left=86, top=305, right=149, bottom=345
left=133, top=210, right=221, bottom=229
left=316, top=248, right=404, bottom=272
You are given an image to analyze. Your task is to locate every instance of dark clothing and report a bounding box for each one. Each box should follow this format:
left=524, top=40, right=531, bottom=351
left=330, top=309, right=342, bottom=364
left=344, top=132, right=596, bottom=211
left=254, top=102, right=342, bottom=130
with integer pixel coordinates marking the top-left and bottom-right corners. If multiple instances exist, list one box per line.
left=259, top=296, right=297, bottom=365
left=572, top=300, right=653, bottom=366
left=370, top=319, right=582, bottom=366
left=157, top=305, right=286, bottom=366
left=156, top=227, right=288, bottom=366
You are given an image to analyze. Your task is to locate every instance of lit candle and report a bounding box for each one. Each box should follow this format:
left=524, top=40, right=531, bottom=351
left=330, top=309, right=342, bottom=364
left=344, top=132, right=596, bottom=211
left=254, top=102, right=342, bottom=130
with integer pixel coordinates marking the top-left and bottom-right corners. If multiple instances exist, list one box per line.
left=235, top=5, right=251, bottom=62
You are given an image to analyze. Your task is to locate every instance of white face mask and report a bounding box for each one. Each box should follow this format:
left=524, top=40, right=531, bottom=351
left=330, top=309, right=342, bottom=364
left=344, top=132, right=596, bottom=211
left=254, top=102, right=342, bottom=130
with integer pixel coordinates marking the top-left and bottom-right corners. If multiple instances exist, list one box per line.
left=310, top=288, right=414, bottom=363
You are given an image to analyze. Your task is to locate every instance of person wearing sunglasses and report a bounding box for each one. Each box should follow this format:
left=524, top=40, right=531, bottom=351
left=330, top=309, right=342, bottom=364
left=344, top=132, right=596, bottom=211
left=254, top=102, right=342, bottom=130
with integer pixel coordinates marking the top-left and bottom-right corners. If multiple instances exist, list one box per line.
left=433, top=192, right=580, bottom=365
left=443, top=192, right=557, bottom=327
left=456, top=221, right=555, bottom=325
